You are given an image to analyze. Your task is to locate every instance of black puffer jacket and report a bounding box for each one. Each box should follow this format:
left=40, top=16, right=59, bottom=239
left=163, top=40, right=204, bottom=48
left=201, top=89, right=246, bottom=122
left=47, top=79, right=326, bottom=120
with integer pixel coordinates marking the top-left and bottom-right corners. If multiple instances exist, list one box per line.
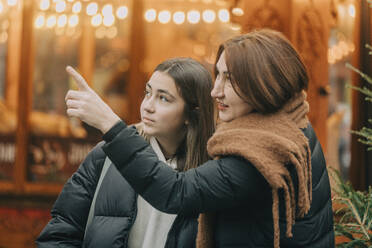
left=102, top=122, right=335, bottom=248
left=36, top=142, right=197, bottom=248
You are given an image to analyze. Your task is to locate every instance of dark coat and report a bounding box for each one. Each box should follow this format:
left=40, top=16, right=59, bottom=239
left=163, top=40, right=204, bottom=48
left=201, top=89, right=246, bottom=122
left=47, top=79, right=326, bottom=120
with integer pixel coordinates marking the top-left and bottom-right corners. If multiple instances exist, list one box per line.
left=102, top=122, right=335, bottom=248
left=36, top=142, right=197, bottom=248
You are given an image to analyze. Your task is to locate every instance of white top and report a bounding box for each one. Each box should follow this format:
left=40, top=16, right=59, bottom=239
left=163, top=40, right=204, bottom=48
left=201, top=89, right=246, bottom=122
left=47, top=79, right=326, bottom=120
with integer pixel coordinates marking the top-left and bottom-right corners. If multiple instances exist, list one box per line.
left=127, top=137, right=177, bottom=248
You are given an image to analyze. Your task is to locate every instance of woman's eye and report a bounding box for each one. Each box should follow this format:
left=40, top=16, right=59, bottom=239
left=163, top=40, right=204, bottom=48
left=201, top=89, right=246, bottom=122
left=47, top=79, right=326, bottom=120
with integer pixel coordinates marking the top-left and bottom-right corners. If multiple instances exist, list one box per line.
left=144, top=90, right=151, bottom=97
left=160, top=95, right=169, bottom=102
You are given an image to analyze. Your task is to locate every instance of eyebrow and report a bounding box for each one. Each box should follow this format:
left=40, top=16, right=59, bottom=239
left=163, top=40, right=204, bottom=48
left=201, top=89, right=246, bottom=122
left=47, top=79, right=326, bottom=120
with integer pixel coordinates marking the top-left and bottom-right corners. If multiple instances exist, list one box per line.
left=146, top=83, right=176, bottom=100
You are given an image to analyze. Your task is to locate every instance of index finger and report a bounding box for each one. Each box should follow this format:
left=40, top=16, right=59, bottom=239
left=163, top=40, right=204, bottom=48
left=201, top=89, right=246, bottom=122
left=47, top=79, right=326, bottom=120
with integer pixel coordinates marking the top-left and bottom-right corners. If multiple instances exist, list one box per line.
left=66, top=66, right=91, bottom=91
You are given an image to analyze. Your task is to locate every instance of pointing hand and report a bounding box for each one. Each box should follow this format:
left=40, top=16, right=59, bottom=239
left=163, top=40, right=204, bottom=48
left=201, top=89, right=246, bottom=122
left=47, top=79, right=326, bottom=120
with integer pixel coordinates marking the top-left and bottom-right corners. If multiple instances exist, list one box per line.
left=65, top=66, right=120, bottom=134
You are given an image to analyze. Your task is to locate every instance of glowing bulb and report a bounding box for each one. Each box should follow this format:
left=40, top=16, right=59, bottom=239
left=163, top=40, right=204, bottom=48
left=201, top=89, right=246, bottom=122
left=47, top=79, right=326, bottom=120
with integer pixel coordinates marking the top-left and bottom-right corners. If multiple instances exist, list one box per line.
left=144, top=9, right=156, bottom=22
left=102, top=4, right=113, bottom=16
left=232, top=7, right=244, bottom=16
left=7, top=0, right=17, bottom=6
left=46, top=15, right=57, bottom=28
left=348, top=4, right=355, bottom=18
left=39, top=0, right=50, bottom=11
left=230, top=23, right=241, bottom=31
left=55, top=1, right=66, bottom=13
left=86, top=2, right=98, bottom=16
left=91, top=14, right=102, bottom=27
left=173, top=11, right=185, bottom=25
left=69, top=14, right=79, bottom=27
left=0, top=32, right=8, bottom=43
left=158, top=10, right=171, bottom=24
left=106, top=26, right=117, bottom=39
left=187, top=10, right=200, bottom=24
left=34, top=14, right=45, bottom=29
left=95, top=27, right=105, bottom=39
left=202, top=10, right=215, bottom=23
left=72, top=1, right=81, bottom=13
left=218, top=9, right=229, bottom=23
left=116, top=6, right=128, bottom=19
left=57, top=14, right=67, bottom=27
left=103, top=14, right=115, bottom=26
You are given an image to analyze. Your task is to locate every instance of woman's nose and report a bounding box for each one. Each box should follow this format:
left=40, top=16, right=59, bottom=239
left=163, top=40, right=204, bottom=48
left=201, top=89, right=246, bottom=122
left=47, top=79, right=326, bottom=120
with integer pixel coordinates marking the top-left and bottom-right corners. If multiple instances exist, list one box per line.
left=211, top=79, right=224, bottom=99
left=143, top=98, right=155, bottom=113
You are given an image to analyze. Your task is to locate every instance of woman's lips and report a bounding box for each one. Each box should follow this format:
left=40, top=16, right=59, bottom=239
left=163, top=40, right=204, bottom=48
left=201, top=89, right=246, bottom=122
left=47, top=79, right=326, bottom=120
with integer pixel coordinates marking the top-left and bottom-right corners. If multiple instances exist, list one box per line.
left=142, top=117, right=155, bottom=124
left=217, top=102, right=228, bottom=111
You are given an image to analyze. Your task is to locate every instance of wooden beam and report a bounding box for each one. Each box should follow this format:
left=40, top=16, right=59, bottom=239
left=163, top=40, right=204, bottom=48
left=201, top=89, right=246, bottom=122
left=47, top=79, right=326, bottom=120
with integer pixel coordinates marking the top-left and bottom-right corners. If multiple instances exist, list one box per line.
left=127, top=0, right=146, bottom=124
left=14, top=0, right=35, bottom=194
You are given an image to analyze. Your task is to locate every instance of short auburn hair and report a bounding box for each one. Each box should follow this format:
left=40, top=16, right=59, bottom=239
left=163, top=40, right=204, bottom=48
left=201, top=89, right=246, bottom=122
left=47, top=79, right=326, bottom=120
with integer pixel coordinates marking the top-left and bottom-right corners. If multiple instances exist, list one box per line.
left=215, top=29, right=309, bottom=114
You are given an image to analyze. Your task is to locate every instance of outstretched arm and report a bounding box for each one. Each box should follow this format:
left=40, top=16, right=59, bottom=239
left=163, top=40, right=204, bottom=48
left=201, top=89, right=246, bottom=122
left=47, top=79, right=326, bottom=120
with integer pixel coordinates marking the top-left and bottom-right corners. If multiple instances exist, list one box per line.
left=101, top=122, right=269, bottom=215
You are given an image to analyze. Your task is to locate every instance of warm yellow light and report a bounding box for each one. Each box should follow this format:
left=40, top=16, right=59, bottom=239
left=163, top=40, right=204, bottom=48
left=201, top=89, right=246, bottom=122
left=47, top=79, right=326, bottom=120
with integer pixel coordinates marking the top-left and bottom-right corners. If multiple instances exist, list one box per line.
left=218, top=9, right=229, bottom=23
left=106, top=26, right=117, bottom=39
left=202, top=9, right=215, bottom=23
left=7, top=0, right=17, bottom=6
left=69, top=14, right=79, bottom=27
left=158, top=10, right=171, bottom=24
left=86, top=2, right=98, bottom=16
left=116, top=6, right=128, bottom=19
left=95, top=27, right=105, bottom=39
left=40, top=0, right=50, bottom=11
left=2, top=20, right=9, bottom=30
left=91, top=14, right=102, bottom=27
left=339, top=41, right=349, bottom=56
left=72, top=1, right=81, bottom=13
left=144, top=9, right=156, bottom=22
left=67, top=0, right=74, bottom=2
left=0, top=32, right=8, bottom=43
left=232, top=7, right=244, bottom=16
left=173, top=11, right=185, bottom=25
left=34, top=14, right=45, bottom=29
left=187, top=10, right=200, bottom=24
left=55, top=1, right=66, bottom=13
left=193, top=44, right=206, bottom=56
left=102, top=4, right=113, bottom=16
left=57, top=14, right=67, bottom=27
left=230, top=23, right=241, bottom=31
left=46, top=15, right=57, bottom=28
left=349, top=43, right=355, bottom=52
left=103, top=14, right=115, bottom=27
left=348, top=4, right=355, bottom=18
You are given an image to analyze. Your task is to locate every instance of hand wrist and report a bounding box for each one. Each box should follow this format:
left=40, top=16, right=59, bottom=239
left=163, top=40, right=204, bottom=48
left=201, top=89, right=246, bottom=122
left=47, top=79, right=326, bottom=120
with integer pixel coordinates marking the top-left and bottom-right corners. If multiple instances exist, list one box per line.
left=101, top=115, right=121, bottom=134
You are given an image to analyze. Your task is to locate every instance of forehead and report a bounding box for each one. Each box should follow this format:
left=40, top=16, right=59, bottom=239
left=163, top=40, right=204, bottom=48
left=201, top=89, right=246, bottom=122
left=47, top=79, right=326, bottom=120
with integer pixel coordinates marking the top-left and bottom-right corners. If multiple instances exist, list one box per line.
left=216, top=51, right=227, bottom=72
left=148, top=71, right=180, bottom=96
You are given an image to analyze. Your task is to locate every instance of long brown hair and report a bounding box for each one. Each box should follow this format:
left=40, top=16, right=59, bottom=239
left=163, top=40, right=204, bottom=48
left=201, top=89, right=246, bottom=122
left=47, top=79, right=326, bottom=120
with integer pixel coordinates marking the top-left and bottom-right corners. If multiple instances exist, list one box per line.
left=139, top=58, right=215, bottom=171
left=215, top=29, right=309, bottom=114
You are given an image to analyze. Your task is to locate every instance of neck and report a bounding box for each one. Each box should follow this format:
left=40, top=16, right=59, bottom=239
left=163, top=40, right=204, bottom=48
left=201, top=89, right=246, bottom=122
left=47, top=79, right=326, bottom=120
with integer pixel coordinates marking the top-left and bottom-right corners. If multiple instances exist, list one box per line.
left=155, top=132, right=185, bottom=160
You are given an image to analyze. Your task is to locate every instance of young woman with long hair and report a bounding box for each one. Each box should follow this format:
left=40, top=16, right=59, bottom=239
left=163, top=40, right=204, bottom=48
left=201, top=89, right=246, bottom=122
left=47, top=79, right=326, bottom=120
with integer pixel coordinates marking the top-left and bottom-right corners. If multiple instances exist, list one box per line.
left=36, top=57, right=214, bottom=248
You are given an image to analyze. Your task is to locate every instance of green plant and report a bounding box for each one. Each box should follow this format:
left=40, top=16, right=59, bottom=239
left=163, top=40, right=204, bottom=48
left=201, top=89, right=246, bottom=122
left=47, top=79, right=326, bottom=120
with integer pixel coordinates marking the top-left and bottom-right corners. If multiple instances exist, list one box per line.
left=346, top=43, right=372, bottom=151
left=333, top=13, right=372, bottom=245
left=332, top=169, right=372, bottom=247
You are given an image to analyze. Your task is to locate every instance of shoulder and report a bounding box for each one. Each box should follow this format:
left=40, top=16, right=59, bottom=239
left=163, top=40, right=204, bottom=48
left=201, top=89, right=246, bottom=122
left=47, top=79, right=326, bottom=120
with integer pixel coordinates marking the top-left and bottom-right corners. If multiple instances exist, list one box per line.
left=201, top=156, right=269, bottom=191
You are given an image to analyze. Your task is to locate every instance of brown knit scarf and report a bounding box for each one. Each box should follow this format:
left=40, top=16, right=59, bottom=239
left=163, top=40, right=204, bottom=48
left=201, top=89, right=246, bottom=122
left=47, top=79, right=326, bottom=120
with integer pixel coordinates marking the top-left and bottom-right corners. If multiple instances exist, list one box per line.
left=196, top=91, right=312, bottom=248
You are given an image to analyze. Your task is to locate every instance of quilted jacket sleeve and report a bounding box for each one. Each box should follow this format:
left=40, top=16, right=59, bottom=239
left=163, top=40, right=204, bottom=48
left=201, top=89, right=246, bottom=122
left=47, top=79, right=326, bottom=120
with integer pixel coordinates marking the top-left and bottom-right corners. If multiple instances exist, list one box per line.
left=36, top=142, right=106, bottom=248
left=102, top=122, right=270, bottom=216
